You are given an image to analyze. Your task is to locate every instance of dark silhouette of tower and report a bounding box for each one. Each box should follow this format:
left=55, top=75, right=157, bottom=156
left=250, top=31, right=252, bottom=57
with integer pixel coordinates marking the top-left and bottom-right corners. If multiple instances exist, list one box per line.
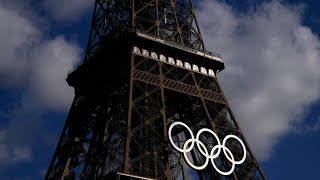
left=45, top=0, right=267, bottom=179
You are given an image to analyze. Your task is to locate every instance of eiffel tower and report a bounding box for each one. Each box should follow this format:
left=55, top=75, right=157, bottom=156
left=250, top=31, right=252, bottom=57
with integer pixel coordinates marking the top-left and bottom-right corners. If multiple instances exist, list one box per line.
left=45, top=0, right=267, bottom=179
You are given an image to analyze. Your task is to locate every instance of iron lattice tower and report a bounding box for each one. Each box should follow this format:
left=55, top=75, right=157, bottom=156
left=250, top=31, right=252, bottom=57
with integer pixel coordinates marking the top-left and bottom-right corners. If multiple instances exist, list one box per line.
left=45, top=0, right=267, bottom=179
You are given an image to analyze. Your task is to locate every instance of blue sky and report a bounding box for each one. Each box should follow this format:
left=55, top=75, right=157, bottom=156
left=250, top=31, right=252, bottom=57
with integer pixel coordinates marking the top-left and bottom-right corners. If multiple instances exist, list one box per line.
left=0, top=0, right=320, bottom=179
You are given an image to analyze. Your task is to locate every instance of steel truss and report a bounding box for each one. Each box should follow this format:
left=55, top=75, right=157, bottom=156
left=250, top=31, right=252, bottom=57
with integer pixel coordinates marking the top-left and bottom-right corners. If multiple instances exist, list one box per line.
left=83, top=0, right=204, bottom=63
left=46, top=0, right=267, bottom=179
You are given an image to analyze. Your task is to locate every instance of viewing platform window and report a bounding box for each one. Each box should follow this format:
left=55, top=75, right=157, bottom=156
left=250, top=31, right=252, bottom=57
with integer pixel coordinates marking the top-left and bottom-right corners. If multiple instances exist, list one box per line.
left=200, top=67, right=207, bottom=74
left=192, top=64, right=199, bottom=72
left=208, top=69, right=215, bottom=77
left=159, top=54, right=166, bottom=62
left=133, top=46, right=141, bottom=55
left=142, top=49, right=149, bottom=56
left=151, top=52, right=158, bottom=59
left=184, top=62, right=191, bottom=69
left=133, top=45, right=219, bottom=78
left=176, top=59, right=183, bottom=67
left=168, top=57, right=175, bottom=64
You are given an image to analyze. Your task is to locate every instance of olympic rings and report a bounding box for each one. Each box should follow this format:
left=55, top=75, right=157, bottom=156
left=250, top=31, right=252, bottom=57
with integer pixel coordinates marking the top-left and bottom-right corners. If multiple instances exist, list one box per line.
left=168, top=121, right=246, bottom=176
left=168, top=121, right=195, bottom=153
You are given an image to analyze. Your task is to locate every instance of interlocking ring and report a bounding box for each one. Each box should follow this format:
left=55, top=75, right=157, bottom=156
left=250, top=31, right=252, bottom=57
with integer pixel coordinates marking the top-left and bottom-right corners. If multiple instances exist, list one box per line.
left=168, top=121, right=246, bottom=176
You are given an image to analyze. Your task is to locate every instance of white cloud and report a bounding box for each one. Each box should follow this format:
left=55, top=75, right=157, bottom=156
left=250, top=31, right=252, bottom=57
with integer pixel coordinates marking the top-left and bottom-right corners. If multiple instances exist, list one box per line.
left=0, top=2, right=82, bottom=167
left=197, top=0, right=320, bottom=160
left=0, top=3, right=81, bottom=110
left=43, top=0, right=93, bottom=22
left=0, top=4, right=39, bottom=86
left=29, top=36, right=81, bottom=110
left=1, top=0, right=319, bottom=171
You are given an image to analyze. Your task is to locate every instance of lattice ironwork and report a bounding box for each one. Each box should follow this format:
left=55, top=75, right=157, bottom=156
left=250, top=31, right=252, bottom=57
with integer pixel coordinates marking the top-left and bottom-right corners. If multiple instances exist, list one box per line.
left=82, top=0, right=205, bottom=63
left=46, top=0, right=267, bottom=180
left=133, top=69, right=227, bottom=105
